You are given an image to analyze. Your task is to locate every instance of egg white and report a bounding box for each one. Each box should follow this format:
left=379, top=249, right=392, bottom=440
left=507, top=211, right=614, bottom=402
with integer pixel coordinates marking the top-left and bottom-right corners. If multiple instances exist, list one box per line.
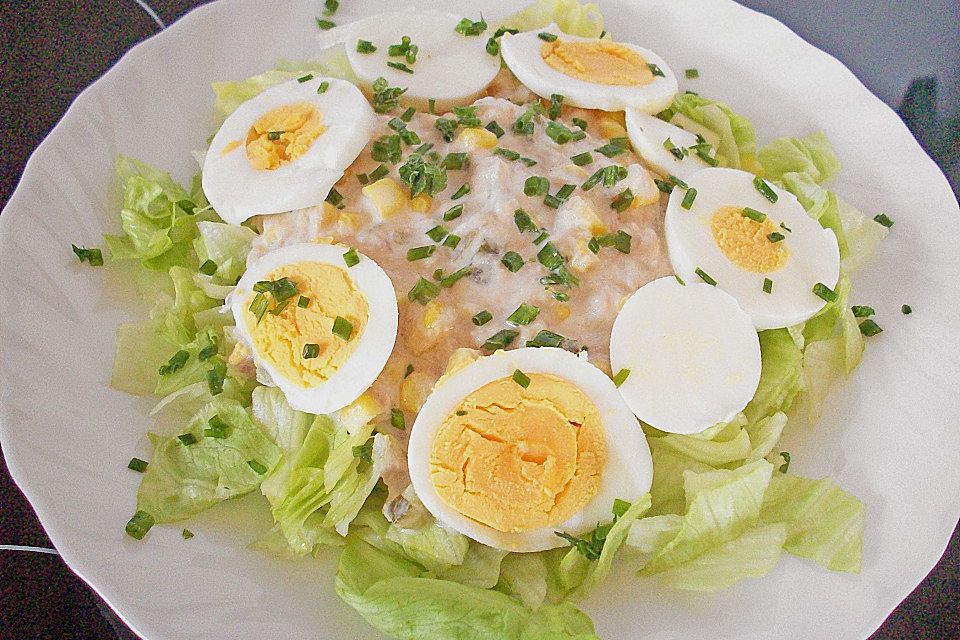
left=499, top=25, right=678, bottom=113
left=610, top=276, right=761, bottom=435
left=407, top=347, right=653, bottom=553
left=230, top=243, right=398, bottom=415
left=317, top=10, right=501, bottom=110
left=625, top=108, right=714, bottom=180
left=666, top=167, right=841, bottom=329
left=203, top=77, right=376, bottom=225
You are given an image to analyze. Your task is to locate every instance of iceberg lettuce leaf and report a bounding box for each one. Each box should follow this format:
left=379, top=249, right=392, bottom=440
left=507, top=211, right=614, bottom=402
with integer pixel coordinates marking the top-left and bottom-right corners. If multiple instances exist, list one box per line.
left=743, top=328, right=804, bottom=423
left=498, top=0, right=604, bottom=37
left=758, top=131, right=841, bottom=183
left=670, top=93, right=759, bottom=172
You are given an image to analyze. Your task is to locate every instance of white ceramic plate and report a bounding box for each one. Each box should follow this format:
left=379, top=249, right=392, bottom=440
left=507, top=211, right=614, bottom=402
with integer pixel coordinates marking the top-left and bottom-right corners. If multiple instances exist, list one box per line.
left=1, top=1, right=958, bottom=639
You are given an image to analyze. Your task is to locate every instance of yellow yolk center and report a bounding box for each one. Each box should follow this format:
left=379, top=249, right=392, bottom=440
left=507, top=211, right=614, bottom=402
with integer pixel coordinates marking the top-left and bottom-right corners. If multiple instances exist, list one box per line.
left=429, top=373, right=606, bottom=533
left=244, top=261, right=367, bottom=387
left=245, top=103, right=326, bottom=171
left=541, top=40, right=654, bottom=86
left=710, top=206, right=789, bottom=273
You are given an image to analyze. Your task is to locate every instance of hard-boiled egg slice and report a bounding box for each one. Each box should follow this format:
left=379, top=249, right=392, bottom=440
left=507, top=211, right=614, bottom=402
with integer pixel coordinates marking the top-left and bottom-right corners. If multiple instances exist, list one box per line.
left=408, top=347, right=652, bottom=552
left=500, top=25, right=677, bottom=113
left=610, top=276, right=761, bottom=435
left=665, top=168, right=840, bottom=329
left=625, top=109, right=716, bottom=180
left=230, top=243, right=397, bottom=414
left=317, top=11, right=501, bottom=110
left=203, top=77, right=376, bottom=224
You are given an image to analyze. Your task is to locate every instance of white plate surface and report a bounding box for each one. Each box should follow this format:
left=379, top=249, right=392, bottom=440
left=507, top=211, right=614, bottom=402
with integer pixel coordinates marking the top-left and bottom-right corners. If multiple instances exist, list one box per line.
left=1, top=1, right=958, bottom=639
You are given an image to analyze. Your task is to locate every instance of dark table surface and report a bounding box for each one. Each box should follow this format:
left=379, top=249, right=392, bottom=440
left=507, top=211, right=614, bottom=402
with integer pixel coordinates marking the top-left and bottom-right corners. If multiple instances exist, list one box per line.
left=1, top=1, right=957, bottom=639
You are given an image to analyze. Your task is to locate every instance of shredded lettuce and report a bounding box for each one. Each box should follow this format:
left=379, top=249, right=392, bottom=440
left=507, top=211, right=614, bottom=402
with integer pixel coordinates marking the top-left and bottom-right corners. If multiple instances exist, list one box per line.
left=758, top=131, right=841, bottom=184
left=669, top=93, right=760, bottom=172
left=498, top=0, right=604, bottom=37
left=743, top=329, right=805, bottom=423
left=135, top=398, right=280, bottom=523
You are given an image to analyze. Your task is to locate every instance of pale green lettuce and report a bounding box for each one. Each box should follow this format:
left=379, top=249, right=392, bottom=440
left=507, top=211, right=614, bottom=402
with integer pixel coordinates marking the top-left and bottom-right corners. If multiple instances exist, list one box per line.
left=669, top=93, right=760, bottom=172
left=758, top=131, right=841, bottom=183
left=498, top=0, right=605, bottom=37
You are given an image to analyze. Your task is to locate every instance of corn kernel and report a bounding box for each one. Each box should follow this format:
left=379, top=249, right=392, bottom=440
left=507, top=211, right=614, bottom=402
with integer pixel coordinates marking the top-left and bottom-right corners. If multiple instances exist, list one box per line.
left=400, top=372, right=432, bottom=413
left=362, top=177, right=407, bottom=219
left=458, top=127, right=498, bottom=150
left=598, top=118, right=628, bottom=140
left=553, top=304, right=571, bottom=321
left=409, top=193, right=433, bottom=213
left=423, top=300, right=443, bottom=329
left=437, top=348, right=482, bottom=386
left=338, top=391, right=383, bottom=435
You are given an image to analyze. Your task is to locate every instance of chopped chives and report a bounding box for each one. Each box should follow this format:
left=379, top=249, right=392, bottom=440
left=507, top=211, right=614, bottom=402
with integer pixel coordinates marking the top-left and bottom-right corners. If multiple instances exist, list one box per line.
left=507, top=303, right=540, bottom=326
left=493, top=147, right=521, bottom=161
left=611, top=188, right=635, bottom=212
left=387, top=61, right=414, bottom=74
left=315, top=18, right=335, bottom=30
left=675, top=274, right=686, bottom=286
left=454, top=16, right=487, bottom=36
left=514, top=209, right=537, bottom=233
left=526, top=330, right=564, bottom=348
left=408, top=277, right=441, bottom=304
left=532, top=231, right=549, bottom=245
left=685, top=68, right=699, bottom=79
left=851, top=305, right=875, bottom=318
left=182, top=529, right=194, bottom=540
left=323, top=0, right=339, bottom=15
left=485, top=120, right=506, bottom=137
left=753, top=176, right=779, bottom=203
left=614, top=230, right=632, bottom=253
left=501, top=251, right=525, bottom=272
left=207, top=361, right=226, bottom=396
left=612, top=498, right=632, bottom=517
left=297, top=73, right=314, bottom=83
left=368, top=164, right=389, bottom=181
left=325, top=188, right=344, bottom=207
left=680, top=187, right=697, bottom=209
left=767, top=232, right=785, bottom=243
left=483, top=329, right=519, bottom=352
left=247, top=292, right=268, bottom=322
left=439, top=267, right=470, bottom=287
left=602, top=165, right=628, bottom=188
left=695, top=267, right=717, bottom=286
left=901, top=304, right=912, bottom=315
left=778, top=452, right=791, bottom=473
left=177, top=433, right=198, bottom=446
left=451, top=183, right=470, bottom=199
left=538, top=32, right=558, bottom=42
left=428, top=99, right=436, bottom=114
left=390, top=408, right=406, bottom=430
left=595, top=137, right=629, bottom=158
left=353, top=439, right=374, bottom=463
left=204, top=414, right=232, bottom=439
left=742, top=207, right=767, bottom=222
left=404, top=364, right=414, bottom=378
left=317, top=81, right=330, bottom=94
left=486, top=37, right=500, bottom=56
left=342, top=247, right=360, bottom=267
left=520, top=157, right=537, bottom=167
left=247, top=460, right=268, bottom=475
left=70, top=244, right=104, bottom=266
left=199, top=259, right=218, bottom=276
left=572, top=117, right=588, bottom=131
left=176, top=199, right=196, bottom=214
left=537, top=242, right=564, bottom=270
left=545, top=120, right=577, bottom=144
left=763, top=278, right=773, bottom=294
left=357, top=40, right=377, bottom=53
left=543, top=194, right=561, bottom=209
left=456, top=410, right=467, bottom=416
left=158, top=350, right=189, bottom=376
left=571, top=152, right=593, bottom=166
left=441, top=152, right=469, bottom=170
left=612, top=368, right=630, bottom=388
left=524, top=176, right=550, bottom=196
left=426, top=225, right=448, bottom=242
left=663, top=137, right=685, bottom=160
left=302, top=343, right=320, bottom=359
left=332, top=316, right=354, bottom=340
left=441, top=234, right=461, bottom=250
left=668, top=175, right=688, bottom=189
left=654, top=178, right=674, bottom=193
left=407, top=245, right=436, bottom=261
left=581, top=167, right=606, bottom=191
left=812, top=282, right=838, bottom=302
left=512, top=369, right=531, bottom=388
left=556, top=184, right=576, bottom=201
left=648, top=63, right=665, bottom=77
left=874, top=213, right=894, bottom=228
left=401, top=106, right=416, bottom=122
left=858, top=319, right=883, bottom=336
left=125, top=511, right=155, bottom=540
left=780, top=222, right=792, bottom=232
left=443, top=204, right=464, bottom=221
left=127, top=458, right=148, bottom=473
left=472, top=310, right=493, bottom=326
left=548, top=93, right=564, bottom=119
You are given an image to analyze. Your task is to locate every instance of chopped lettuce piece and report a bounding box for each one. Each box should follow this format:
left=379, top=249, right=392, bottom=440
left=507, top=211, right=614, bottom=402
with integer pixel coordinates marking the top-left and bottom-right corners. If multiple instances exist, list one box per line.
left=579, top=494, right=651, bottom=592
left=647, top=437, right=714, bottom=516
left=624, top=514, right=682, bottom=567
left=758, top=131, right=841, bottom=184
left=744, top=412, right=788, bottom=462
left=386, top=520, right=470, bottom=574
left=194, top=221, right=257, bottom=285
left=135, top=398, right=280, bottom=522
left=670, top=93, right=759, bottom=172
left=743, top=328, right=804, bottom=423
left=437, top=542, right=508, bottom=589
left=498, top=0, right=604, bottom=37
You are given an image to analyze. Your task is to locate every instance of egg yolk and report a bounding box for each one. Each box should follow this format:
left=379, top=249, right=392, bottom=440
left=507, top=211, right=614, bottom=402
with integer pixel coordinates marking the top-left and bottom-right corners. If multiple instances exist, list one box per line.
left=711, top=206, right=789, bottom=273
left=245, top=103, right=326, bottom=171
left=541, top=40, right=654, bottom=86
left=429, top=373, right=606, bottom=533
left=244, top=261, right=367, bottom=387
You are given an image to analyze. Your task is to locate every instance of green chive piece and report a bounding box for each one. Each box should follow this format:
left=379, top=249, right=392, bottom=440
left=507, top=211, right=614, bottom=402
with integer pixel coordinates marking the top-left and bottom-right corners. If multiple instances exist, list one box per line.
left=325, top=188, right=344, bottom=207
left=482, top=329, right=519, bottom=352
left=352, top=439, right=374, bottom=463
left=266, top=131, right=283, bottom=141
left=387, top=61, right=415, bottom=74
left=317, top=81, right=330, bottom=94
left=486, top=37, right=500, bottom=56
left=177, top=433, right=198, bottom=446
left=685, top=68, right=699, bottom=79
left=390, top=408, right=406, bottom=430
left=442, top=234, right=461, bottom=250
left=442, top=152, right=469, bottom=170
left=763, top=278, right=773, bottom=294
left=512, top=369, right=531, bottom=388
left=668, top=175, right=688, bottom=189
left=695, top=268, right=717, bottom=286
left=302, top=343, right=320, bottom=359
left=654, top=178, right=674, bottom=193
left=571, top=152, right=593, bottom=166
left=581, top=167, right=606, bottom=191
left=874, top=213, right=894, bottom=228
left=514, top=208, right=537, bottom=233
left=443, top=204, right=464, bottom=221
left=248, top=293, right=269, bottom=324
left=778, top=452, right=791, bottom=473
left=207, top=361, right=226, bottom=396
left=158, top=350, right=189, bottom=376
left=247, top=460, right=268, bottom=475
left=342, top=247, right=360, bottom=267
left=526, top=330, right=564, bottom=348
left=612, top=498, right=632, bottom=517
left=332, top=316, right=354, bottom=340
left=357, top=40, right=377, bottom=53
left=556, top=184, right=576, bottom=201
left=493, top=147, right=521, bottom=161
left=595, top=138, right=629, bottom=158
left=485, top=120, right=506, bottom=137
left=71, top=244, right=104, bottom=266
left=524, top=176, right=550, bottom=197
left=454, top=16, right=488, bottom=36
left=537, top=242, right=564, bottom=270
left=680, top=188, right=697, bottom=210
left=858, top=319, right=883, bottom=336
left=572, top=117, right=588, bottom=131
left=408, top=277, right=441, bottom=304
left=440, top=266, right=470, bottom=287
left=675, top=275, right=686, bottom=286
left=403, top=364, right=414, bottom=378
left=127, top=458, right=148, bottom=473
left=125, top=511, right=155, bottom=540
left=204, top=415, right=232, bottom=439
left=507, top=303, right=540, bottom=326
left=901, top=304, right=912, bottom=315
left=612, top=368, right=630, bottom=388
left=532, top=231, right=549, bottom=245
left=543, top=194, right=563, bottom=209
left=297, top=295, right=310, bottom=309
left=199, top=259, right=218, bottom=276
left=400, top=106, right=416, bottom=123
left=851, top=305, right=875, bottom=318
left=548, top=93, right=564, bottom=119
left=767, top=232, right=786, bottom=243
left=501, top=251, right=525, bottom=272
left=472, top=310, right=493, bottom=326
left=648, top=63, right=665, bottom=77
left=297, top=73, right=314, bottom=83
left=451, top=183, right=470, bottom=199
left=742, top=207, right=767, bottom=222
left=753, top=176, right=779, bottom=203
left=538, top=32, right=558, bottom=42
left=812, top=282, right=838, bottom=302
left=520, top=157, right=537, bottom=167
left=611, top=188, right=635, bottom=212
left=407, top=245, right=436, bottom=261
left=426, top=225, right=448, bottom=242
left=316, top=18, right=335, bottom=30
